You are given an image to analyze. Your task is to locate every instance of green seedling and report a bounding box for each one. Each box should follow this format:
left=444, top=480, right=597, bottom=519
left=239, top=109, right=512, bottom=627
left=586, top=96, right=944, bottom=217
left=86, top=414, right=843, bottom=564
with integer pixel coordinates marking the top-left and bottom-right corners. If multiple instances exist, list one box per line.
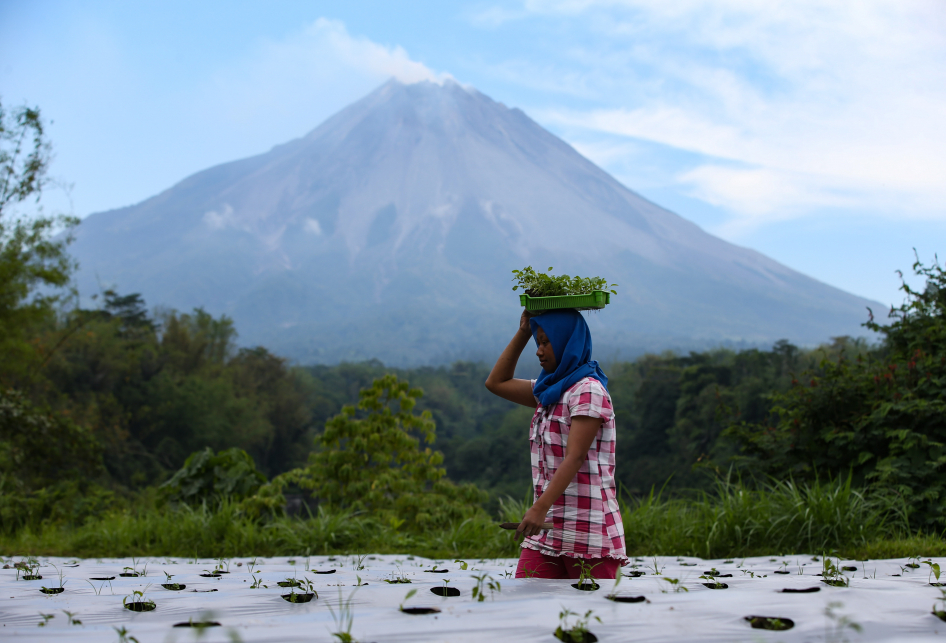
left=924, top=560, right=941, bottom=584
left=648, top=557, right=663, bottom=576
left=932, top=588, right=946, bottom=621
left=554, top=608, right=600, bottom=643
left=85, top=578, right=113, bottom=595
left=724, top=559, right=734, bottom=564
left=285, top=576, right=317, bottom=602
left=512, top=267, right=617, bottom=297
left=62, top=610, right=82, bottom=626
left=351, top=554, right=367, bottom=571
left=41, top=564, right=66, bottom=593
left=741, top=569, right=758, bottom=579
left=355, top=575, right=367, bottom=587
left=822, top=557, right=850, bottom=587
left=906, top=555, right=922, bottom=569
left=399, top=589, right=417, bottom=610
left=575, top=559, right=601, bottom=589
left=471, top=573, right=501, bottom=602
left=502, top=570, right=513, bottom=579
left=250, top=575, right=268, bottom=589
left=454, top=559, right=469, bottom=570
left=122, top=588, right=155, bottom=610
left=114, top=625, right=140, bottom=643
left=383, top=565, right=412, bottom=584
left=327, top=586, right=359, bottom=643
left=288, top=559, right=296, bottom=566
left=37, top=613, right=54, bottom=627
left=660, top=577, right=688, bottom=593
left=699, top=574, right=724, bottom=589
left=824, top=601, right=861, bottom=642
left=18, top=556, right=41, bottom=580
left=162, top=571, right=184, bottom=590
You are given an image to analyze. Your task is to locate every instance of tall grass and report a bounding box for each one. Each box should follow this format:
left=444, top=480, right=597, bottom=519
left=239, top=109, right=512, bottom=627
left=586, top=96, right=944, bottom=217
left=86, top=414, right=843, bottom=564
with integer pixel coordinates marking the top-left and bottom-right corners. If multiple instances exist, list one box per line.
left=0, top=477, right=934, bottom=559
left=620, top=474, right=912, bottom=558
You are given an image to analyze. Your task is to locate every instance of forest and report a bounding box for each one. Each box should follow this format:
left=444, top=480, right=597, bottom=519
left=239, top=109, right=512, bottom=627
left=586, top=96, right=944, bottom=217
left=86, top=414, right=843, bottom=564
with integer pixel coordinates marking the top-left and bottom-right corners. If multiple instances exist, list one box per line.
left=3, top=100, right=945, bottom=558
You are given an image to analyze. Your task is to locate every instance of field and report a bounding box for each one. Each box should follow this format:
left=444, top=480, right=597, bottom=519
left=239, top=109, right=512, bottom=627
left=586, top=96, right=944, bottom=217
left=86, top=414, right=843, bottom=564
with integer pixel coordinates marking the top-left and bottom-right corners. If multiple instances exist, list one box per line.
left=4, top=553, right=946, bottom=642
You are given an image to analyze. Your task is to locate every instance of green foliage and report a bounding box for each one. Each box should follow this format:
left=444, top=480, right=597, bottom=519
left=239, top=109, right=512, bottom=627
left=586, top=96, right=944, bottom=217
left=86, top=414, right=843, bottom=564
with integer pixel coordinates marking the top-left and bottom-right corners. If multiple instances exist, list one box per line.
left=253, top=374, right=487, bottom=530
left=726, top=257, right=946, bottom=528
left=511, top=266, right=617, bottom=297
left=160, top=447, right=266, bottom=506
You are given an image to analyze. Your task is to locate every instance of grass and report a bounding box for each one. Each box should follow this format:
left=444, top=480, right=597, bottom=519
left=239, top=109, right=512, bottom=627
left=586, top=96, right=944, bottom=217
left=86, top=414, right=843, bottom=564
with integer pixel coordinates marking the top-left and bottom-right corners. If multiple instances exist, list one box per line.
left=1, top=477, right=942, bottom=559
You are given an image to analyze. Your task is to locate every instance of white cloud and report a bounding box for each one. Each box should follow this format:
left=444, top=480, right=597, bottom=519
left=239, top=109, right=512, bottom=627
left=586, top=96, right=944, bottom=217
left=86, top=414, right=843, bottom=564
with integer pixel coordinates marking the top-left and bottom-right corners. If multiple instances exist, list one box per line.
left=500, top=1, right=946, bottom=225
left=303, top=218, right=322, bottom=235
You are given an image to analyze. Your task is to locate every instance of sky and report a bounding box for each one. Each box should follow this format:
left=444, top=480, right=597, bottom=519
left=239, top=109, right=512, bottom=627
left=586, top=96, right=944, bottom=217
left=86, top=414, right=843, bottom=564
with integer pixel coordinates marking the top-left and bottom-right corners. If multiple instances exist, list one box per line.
left=2, top=0, right=944, bottom=309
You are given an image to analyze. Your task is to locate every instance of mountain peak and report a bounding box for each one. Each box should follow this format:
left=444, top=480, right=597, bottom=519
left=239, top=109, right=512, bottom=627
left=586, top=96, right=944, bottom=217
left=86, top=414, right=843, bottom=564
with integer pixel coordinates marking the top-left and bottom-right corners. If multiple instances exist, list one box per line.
left=68, top=81, right=878, bottom=364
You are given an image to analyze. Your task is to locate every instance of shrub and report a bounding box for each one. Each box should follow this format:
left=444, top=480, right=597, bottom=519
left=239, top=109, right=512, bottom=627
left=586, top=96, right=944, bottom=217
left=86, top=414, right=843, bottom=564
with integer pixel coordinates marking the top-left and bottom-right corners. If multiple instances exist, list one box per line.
left=160, top=447, right=266, bottom=506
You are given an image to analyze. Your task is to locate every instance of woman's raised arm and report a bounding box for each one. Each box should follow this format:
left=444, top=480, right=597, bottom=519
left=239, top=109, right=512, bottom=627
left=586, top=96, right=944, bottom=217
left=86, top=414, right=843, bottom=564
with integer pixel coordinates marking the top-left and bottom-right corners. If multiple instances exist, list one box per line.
left=485, top=311, right=538, bottom=408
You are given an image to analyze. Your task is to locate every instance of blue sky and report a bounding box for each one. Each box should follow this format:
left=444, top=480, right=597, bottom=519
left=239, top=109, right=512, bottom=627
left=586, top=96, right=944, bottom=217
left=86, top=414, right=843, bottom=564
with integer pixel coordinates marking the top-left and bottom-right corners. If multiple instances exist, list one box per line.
left=2, top=0, right=944, bottom=309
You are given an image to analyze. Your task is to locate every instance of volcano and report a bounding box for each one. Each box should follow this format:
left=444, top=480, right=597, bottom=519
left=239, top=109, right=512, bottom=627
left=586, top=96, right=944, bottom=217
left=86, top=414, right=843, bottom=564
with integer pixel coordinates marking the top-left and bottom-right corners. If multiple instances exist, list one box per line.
left=68, top=79, right=878, bottom=364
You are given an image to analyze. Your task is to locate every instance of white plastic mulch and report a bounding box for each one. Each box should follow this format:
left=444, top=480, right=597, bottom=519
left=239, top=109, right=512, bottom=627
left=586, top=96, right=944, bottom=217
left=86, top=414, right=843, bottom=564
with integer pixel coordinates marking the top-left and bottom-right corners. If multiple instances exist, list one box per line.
left=2, top=554, right=946, bottom=642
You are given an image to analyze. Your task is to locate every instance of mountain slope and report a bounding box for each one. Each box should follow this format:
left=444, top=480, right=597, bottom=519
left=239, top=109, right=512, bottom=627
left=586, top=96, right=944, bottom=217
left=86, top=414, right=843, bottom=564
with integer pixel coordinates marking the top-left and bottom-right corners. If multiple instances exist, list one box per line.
left=69, top=79, right=878, bottom=364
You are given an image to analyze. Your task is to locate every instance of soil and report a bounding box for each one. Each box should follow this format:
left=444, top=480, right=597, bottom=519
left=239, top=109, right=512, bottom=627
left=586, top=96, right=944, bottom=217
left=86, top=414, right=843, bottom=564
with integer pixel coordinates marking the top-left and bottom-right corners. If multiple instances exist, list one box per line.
left=701, top=583, right=729, bottom=590
left=40, top=587, right=64, bottom=594
left=21, top=575, right=42, bottom=580
left=424, top=569, right=449, bottom=573
left=623, top=571, right=645, bottom=578
left=124, top=601, right=156, bottom=612
left=277, top=580, right=302, bottom=588
left=745, top=616, right=794, bottom=631
left=313, top=570, right=336, bottom=574
left=703, top=571, right=732, bottom=577
left=554, top=626, right=598, bottom=642
left=571, top=582, right=600, bottom=591
left=821, top=579, right=849, bottom=587
left=429, top=587, right=460, bottom=597
left=119, top=573, right=140, bottom=577
left=90, top=577, right=115, bottom=581
left=906, top=563, right=921, bottom=569
left=400, top=607, right=440, bottom=615
left=781, top=587, right=820, bottom=593
left=161, top=583, right=186, bottom=591
left=605, top=595, right=646, bottom=603
left=173, top=621, right=221, bottom=628
left=842, top=566, right=857, bottom=572
left=200, top=573, right=222, bottom=578
left=281, top=593, right=315, bottom=603
left=773, top=571, right=791, bottom=575
left=933, top=611, right=946, bottom=622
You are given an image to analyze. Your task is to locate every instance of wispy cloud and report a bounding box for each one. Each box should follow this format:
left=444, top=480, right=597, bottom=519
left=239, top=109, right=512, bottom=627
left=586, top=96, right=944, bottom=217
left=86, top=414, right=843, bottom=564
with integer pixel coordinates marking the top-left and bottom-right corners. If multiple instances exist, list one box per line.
left=480, top=1, right=946, bottom=228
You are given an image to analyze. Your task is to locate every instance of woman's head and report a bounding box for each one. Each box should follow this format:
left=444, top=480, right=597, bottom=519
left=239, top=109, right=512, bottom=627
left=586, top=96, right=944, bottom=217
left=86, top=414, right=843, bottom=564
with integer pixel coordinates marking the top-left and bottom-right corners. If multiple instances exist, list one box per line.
left=533, top=325, right=556, bottom=372
left=529, top=309, right=609, bottom=407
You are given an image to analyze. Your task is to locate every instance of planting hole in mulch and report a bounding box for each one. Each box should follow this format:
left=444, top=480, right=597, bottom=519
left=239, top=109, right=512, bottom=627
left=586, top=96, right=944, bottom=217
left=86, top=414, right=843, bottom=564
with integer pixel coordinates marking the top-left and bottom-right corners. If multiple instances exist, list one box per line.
left=571, top=582, right=600, bottom=591
left=842, top=566, right=857, bottom=572
left=90, top=577, right=115, bottom=581
left=774, top=571, right=790, bottom=575
left=606, top=595, right=646, bottom=603
left=174, top=621, right=221, bottom=628
left=933, top=611, right=946, bottom=622
left=400, top=607, right=440, bottom=615
left=554, top=628, right=598, bottom=643
left=906, top=563, right=921, bottom=569
left=701, top=583, right=729, bottom=590
left=200, top=573, right=222, bottom=578
left=430, top=586, right=460, bottom=597
left=191, top=589, right=218, bottom=593
left=313, top=569, right=336, bottom=574
left=119, top=573, right=140, bottom=577
left=277, top=580, right=301, bottom=588
left=821, top=580, right=848, bottom=587
left=931, top=583, right=946, bottom=587
left=40, top=587, right=64, bottom=594
left=745, top=616, right=794, bottom=631
left=623, top=571, right=645, bottom=578
left=161, top=584, right=186, bottom=591
left=781, top=587, right=820, bottom=593
left=21, top=575, right=42, bottom=580
left=679, top=562, right=697, bottom=566
left=424, top=569, right=449, bottom=573
left=124, top=602, right=156, bottom=612
left=281, top=593, right=315, bottom=603
left=703, top=571, right=732, bottom=577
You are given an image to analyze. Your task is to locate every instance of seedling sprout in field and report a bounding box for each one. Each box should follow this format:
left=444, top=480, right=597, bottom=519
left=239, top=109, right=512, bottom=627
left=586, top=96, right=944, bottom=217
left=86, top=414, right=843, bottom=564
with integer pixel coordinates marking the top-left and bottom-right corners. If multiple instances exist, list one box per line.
left=123, top=587, right=156, bottom=612
left=327, top=587, right=359, bottom=643
left=383, top=565, right=412, bottom=584
left=471, top=573, right=501, bottom=602
left=399, top=588, right=417, bottom=611
left=660, top=577, right=688, bottom=593
left=37, top=613, right=54, bottom=627
left=824, top=601, right=861, bottom=643
left=250, top=574, right=268, bottom=589
left=554, top=608, right=600, bottom=643
left=932, top=588, right=946, bottom=621
left=923, top=559, right=941, bottom=584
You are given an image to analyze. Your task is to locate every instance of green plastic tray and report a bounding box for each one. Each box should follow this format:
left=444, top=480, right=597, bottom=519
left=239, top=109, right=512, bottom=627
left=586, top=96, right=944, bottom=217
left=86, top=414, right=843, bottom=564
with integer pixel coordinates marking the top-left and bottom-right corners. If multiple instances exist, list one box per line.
left=519, top=290, right=610, bottom=313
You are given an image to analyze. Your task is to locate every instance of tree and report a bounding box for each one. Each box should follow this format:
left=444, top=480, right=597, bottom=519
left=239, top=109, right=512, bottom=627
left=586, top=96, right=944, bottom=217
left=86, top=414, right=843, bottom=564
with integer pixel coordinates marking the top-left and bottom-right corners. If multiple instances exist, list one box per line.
left=0, top=99, right=77, bottom=385
left=248, top=374, right=487, bottom=528
left=726, top=256, right=946, bottom=528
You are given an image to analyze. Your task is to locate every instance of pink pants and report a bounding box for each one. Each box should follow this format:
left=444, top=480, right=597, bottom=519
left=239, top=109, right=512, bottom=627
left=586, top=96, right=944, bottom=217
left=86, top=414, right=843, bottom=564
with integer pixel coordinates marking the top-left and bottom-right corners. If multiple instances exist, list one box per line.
left=515, top=548, right=621, bottom=579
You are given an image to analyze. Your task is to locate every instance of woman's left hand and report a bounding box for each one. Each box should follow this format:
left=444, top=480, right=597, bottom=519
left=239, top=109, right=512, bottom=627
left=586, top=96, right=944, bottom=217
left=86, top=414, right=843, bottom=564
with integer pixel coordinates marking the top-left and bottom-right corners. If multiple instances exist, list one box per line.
left=517, top=502, right=550, bottom=539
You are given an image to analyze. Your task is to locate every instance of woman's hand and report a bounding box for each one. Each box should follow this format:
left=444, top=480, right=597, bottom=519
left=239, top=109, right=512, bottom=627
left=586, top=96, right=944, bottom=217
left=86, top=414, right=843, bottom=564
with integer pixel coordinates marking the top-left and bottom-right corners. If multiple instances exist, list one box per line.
left=518, top=310, right=533, bottom=336
left=516, top=501, right=550, bottom=539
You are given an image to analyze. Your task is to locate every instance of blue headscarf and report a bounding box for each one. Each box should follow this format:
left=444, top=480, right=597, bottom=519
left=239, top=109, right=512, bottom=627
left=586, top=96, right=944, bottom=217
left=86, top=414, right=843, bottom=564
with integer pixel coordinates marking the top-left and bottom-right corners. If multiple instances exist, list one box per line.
left=530, top=309, right=609, bottom=407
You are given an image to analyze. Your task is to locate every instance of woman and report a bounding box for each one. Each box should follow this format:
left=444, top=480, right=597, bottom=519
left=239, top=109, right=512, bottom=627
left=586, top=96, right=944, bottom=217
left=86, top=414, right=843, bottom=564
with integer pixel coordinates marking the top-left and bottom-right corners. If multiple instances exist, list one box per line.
left=485, top=309, right=627, bottom=579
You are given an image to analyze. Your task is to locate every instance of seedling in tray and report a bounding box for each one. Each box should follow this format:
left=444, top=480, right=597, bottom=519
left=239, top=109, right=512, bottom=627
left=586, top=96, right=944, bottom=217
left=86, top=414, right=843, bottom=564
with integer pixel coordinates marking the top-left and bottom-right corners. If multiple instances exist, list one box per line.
left=554, top=608, right=600, bottom=643
left=513, top=267, right=617, bottom=313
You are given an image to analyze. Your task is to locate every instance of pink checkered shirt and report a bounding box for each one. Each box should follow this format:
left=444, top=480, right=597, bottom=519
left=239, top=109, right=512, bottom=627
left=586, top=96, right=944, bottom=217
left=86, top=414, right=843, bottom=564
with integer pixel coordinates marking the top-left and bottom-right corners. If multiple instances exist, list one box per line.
left=522, top=376, right=627, bottom=563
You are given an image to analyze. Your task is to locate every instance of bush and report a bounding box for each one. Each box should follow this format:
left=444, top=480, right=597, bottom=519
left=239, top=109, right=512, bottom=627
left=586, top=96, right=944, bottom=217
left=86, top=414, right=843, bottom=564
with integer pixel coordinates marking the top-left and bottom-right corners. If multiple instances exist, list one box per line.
left=160, top=447, right=266, bottom=506
left=726, top=257, right=946, bottom=528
